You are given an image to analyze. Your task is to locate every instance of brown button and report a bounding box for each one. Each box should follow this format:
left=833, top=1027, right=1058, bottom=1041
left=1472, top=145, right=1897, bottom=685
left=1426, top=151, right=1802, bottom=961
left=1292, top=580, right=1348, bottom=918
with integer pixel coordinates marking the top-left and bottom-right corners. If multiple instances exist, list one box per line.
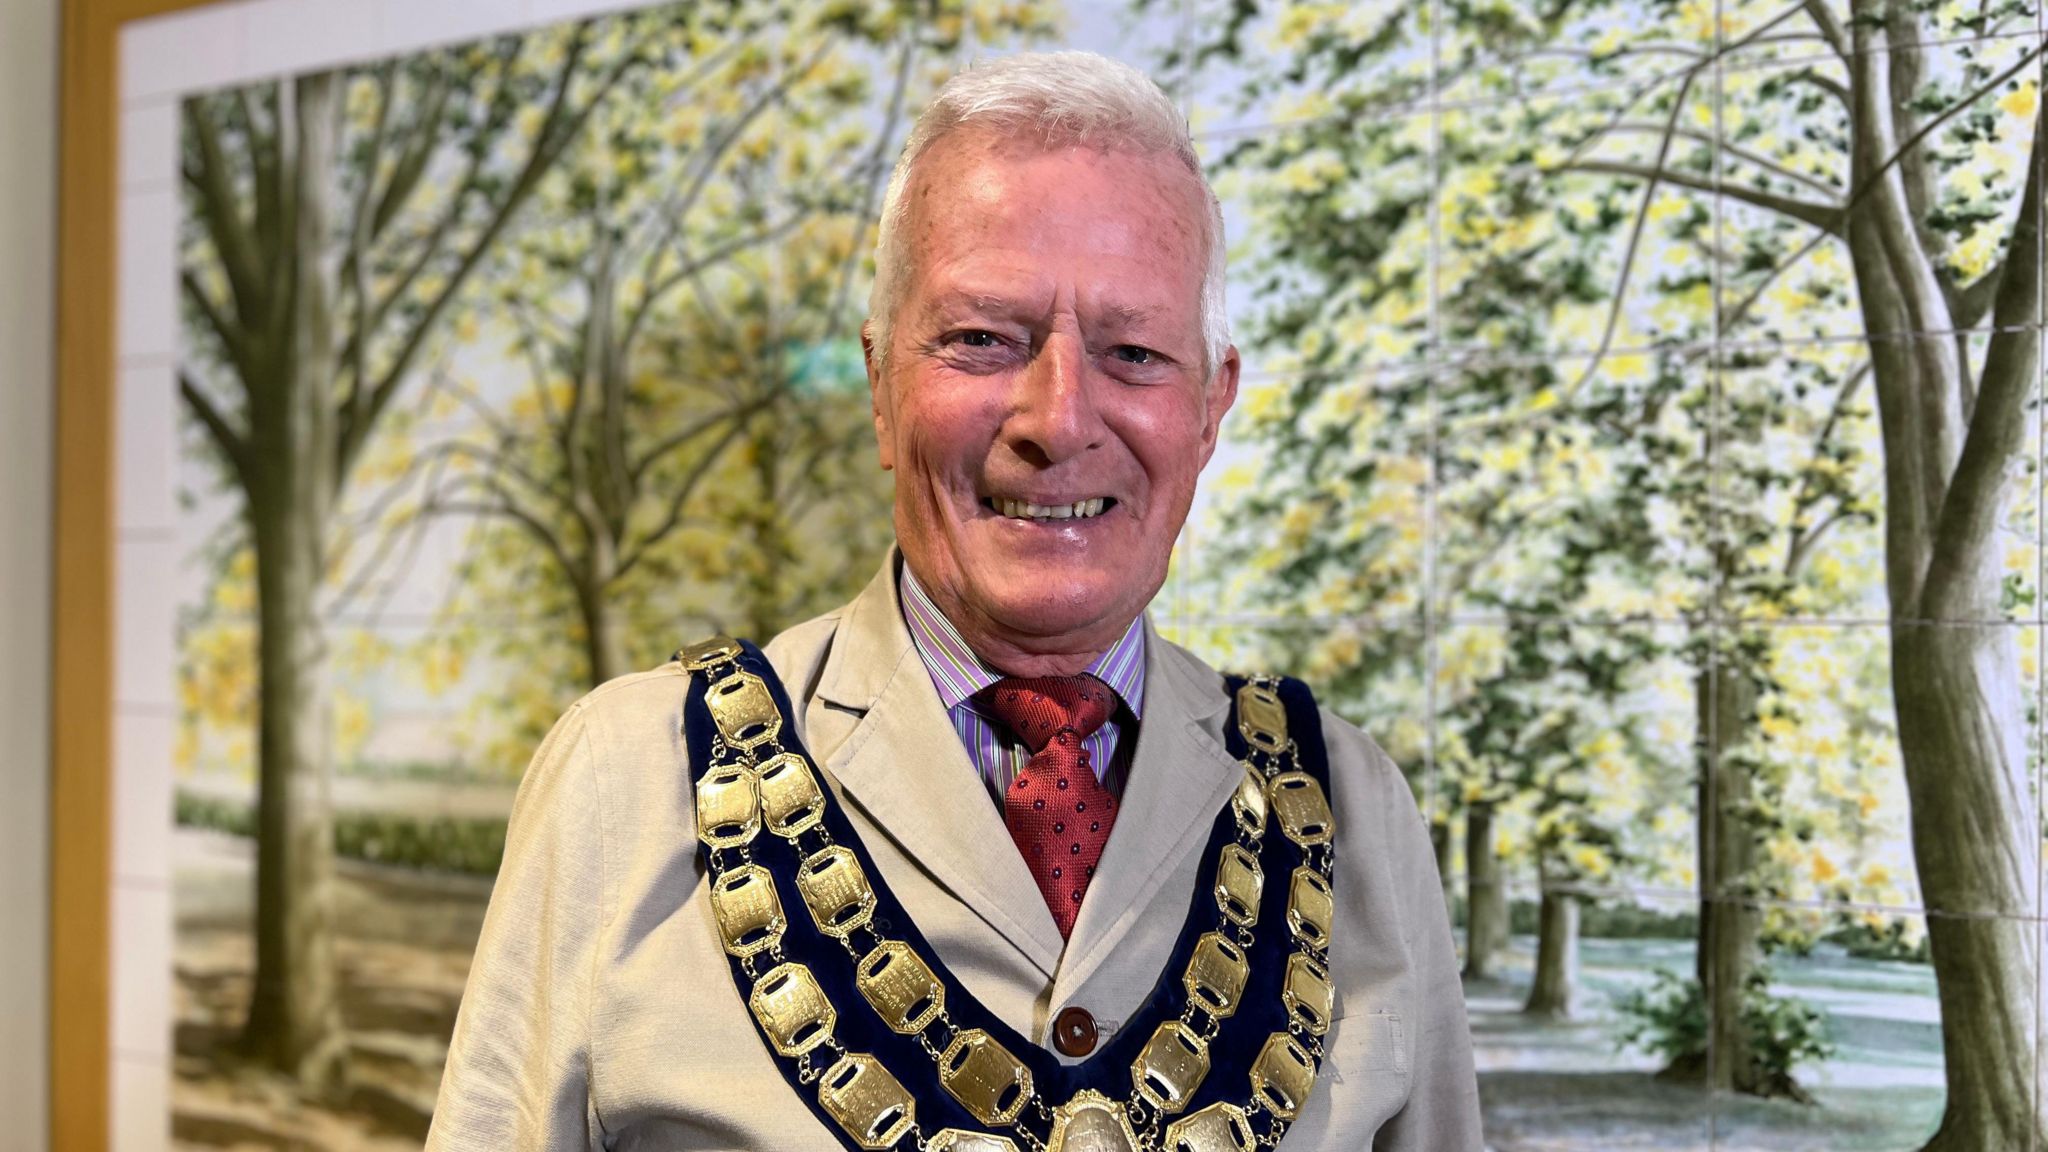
left=1052, top=1005, right=1098, bottom=1056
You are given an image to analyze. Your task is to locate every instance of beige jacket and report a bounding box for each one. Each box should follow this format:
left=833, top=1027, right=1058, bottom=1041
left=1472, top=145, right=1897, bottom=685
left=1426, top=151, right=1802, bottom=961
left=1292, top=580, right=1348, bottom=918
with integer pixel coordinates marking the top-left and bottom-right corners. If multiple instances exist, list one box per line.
left=426, top=554, right=1482, bottom=1150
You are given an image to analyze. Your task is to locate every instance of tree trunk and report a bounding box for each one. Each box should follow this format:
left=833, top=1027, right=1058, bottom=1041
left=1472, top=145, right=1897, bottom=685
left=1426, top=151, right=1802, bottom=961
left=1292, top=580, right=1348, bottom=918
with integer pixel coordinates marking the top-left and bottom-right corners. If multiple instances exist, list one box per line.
left=1841, top=7, right=2048, bottom=1141
left=576, top=564, right=627, bottom=689
left=741, top=427, right=794, bottom=639
left=1689, top=655, right=1763, bottom=1093
left=241, top=72, right=346, bottom=1090
left=1432, top=817, right=1456, bottom=919
left=1522, top=886, right=1578, bottom=1019
left=1895, top=625, right=2044, bottom=1152
left=1463, top=801, right=1508, bottom=981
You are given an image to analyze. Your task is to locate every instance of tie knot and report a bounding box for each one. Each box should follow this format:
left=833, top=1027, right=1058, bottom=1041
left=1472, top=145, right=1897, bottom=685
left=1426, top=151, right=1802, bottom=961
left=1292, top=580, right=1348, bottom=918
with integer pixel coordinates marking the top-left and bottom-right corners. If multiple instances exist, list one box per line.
left=976, top=675, right=1117, bottom=753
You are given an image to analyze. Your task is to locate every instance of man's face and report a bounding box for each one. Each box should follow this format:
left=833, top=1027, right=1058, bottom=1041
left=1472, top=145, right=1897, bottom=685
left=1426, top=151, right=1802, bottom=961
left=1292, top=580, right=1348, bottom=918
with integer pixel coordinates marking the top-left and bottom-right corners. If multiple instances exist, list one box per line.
left=865, top=132, right=1240, bottom=665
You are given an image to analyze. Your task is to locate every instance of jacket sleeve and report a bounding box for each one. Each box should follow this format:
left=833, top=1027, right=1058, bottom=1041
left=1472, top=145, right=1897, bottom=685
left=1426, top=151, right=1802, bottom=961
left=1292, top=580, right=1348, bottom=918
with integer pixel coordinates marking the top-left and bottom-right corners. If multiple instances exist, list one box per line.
left=1356, top=729, right=1484, bottom=1151
left=426, top=703, right=608, bottom=1152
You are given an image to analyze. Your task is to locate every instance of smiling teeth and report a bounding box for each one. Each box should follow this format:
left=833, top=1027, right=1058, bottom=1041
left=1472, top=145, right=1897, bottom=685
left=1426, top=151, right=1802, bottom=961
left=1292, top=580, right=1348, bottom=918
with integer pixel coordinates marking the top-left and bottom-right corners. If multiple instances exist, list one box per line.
left=998, top=498, right=1108, bottom=520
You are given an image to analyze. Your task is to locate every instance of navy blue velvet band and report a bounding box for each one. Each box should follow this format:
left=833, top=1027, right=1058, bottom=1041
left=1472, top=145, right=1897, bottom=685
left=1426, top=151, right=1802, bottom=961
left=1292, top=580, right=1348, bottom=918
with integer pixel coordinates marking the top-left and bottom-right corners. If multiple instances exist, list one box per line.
left=681, top=643, right=1332, bottom=1147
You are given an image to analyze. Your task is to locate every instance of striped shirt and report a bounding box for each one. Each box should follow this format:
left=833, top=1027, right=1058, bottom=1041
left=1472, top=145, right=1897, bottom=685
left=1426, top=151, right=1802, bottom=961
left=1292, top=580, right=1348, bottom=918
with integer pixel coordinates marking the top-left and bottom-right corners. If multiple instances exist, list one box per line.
left=899, top=566, right=1146, bottom=804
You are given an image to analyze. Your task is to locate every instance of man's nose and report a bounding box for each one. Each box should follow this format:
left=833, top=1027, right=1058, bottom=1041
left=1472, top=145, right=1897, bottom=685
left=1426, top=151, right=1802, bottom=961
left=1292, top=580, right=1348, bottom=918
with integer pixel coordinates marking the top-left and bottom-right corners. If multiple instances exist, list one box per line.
left=1005, top=331, right=1106, bottom=466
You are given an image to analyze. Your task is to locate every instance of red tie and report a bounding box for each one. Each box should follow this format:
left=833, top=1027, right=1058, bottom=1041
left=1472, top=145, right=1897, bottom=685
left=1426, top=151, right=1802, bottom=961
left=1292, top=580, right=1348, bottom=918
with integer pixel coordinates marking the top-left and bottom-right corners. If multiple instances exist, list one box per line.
left=976, top=676, right=1120, bottom=939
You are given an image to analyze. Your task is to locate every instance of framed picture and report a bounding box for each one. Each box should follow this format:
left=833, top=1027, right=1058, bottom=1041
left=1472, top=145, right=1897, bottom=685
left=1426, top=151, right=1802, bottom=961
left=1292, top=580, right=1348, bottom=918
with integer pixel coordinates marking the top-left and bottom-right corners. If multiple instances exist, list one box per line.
left=54, top=0, right=2047, bottom=1149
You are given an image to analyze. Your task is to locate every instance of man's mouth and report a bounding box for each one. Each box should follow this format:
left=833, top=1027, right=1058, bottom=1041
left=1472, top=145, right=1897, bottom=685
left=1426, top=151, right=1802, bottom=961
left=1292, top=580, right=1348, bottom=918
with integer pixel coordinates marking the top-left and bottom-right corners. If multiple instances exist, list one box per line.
left=984, top=497, right=1117, bottom=522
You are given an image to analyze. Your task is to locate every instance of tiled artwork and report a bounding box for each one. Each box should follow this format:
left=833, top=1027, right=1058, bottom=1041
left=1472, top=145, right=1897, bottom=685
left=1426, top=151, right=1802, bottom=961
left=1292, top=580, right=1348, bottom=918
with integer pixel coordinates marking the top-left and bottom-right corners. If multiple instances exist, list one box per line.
left=108, top=0, right=2047, bottom=1149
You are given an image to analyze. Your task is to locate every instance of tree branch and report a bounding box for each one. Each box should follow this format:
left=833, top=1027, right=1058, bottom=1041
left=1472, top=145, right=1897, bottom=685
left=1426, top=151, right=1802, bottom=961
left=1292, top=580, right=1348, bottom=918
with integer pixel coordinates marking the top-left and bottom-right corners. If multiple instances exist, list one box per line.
left=1559, top=159, right=1846, bottom=233
left=181, top=269, right=253, bottom=382
left=1606, top=121, right=1841, bottom=197
left=1922, top=96, right=2044, bottom=619
left=340, top=23, right=635, bottom=484
left=181, top=100, right=266, bottom=328
left=179, top=370, right=253, bottom=486
left=615, top=415, right=755, bottom=579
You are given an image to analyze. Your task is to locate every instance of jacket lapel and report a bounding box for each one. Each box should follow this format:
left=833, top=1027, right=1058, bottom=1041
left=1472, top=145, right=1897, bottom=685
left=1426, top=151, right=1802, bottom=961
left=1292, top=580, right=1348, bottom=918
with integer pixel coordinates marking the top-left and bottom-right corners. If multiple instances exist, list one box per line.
left=808, top=553, right=1067, bottom=978
left=1052, top=621, right=1242, bottom=999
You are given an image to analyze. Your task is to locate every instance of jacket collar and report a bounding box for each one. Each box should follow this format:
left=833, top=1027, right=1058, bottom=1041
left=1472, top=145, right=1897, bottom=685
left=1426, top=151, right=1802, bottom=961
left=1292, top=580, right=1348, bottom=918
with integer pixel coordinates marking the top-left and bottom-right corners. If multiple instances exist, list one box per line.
left=808, top=548, right=1241, bottom=991
left=812, top=550, right=1069, bottom=975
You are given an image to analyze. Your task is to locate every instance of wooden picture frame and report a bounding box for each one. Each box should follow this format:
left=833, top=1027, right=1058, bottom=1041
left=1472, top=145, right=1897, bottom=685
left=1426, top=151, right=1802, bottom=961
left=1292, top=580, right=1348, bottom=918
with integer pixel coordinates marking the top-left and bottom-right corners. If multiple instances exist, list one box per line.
left=52, top=2, right=226, bottom=1148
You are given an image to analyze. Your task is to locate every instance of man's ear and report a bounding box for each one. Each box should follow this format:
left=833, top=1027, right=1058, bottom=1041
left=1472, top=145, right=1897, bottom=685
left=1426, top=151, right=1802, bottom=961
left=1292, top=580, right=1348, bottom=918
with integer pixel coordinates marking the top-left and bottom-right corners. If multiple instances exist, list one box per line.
left=862, top=319, right=895, bottom=472
left=1198, top=343, right=1242, bottom=469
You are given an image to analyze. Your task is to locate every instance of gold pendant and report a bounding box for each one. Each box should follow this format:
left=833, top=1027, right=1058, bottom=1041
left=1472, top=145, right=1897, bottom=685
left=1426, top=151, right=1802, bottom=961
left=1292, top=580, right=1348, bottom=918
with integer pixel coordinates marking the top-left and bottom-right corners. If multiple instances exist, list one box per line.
left=709, top=864, right=784, bottom=958
left=1286, top=866, right=1334, bottom=949
left=747, top=962, right=836, bottom=1056
left=694, top=763, right=759, bottom=848
left=1282, top=953, right=1335, bottom=1038
left=817, top=1054, right=916, bottom=1150
left=1213, top=844, right=1263, bottom=928
left=1182, top=932, right=1250, bottom=1019
left=1248, top=1033, right=1317, bottom=1121
left=1235, top=682, right=1290, bottom=753
left=927, top=1131, right=1021, bottom=1152
left=1131, top=1020, right=1209, bottom=1113
left=938, top=1029, right=1033, bottom=1126
left=706, top=670, right=782, bottom=749
left=757, top=752, right=826, bottom=836
left=1046, top=1090, right=1140, bottom=1152
left=794, top=846, right=877, bottom=939
left=1161, top=1102, right=1256, bottom=1152
left=855, top=940, right=945, bottom=1034
left=1267, top=772, right=1334, bottom=846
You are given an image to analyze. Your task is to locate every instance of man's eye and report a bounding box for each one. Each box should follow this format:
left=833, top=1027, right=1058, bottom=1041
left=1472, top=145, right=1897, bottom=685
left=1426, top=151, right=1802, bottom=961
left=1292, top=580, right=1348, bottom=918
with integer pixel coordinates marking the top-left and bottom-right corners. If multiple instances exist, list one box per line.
left=1112, top=345, right=1159, bottom=365
left=956, top=330, right=1001, bottom=348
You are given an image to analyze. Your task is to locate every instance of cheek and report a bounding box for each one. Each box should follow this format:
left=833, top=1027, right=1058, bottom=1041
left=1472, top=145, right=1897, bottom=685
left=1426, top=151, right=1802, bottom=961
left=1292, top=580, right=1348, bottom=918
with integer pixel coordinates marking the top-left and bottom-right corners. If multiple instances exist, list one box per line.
left=1120, top=393, right=1211, bottom=494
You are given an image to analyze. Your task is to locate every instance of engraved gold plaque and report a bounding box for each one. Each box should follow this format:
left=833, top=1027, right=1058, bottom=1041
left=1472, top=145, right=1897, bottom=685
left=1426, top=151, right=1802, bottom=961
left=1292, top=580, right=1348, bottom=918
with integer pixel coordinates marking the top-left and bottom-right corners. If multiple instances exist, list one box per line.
left=856, top=941, right=944, bottom=1033
left=1248, top=1033, right=1316, bottom=1121
left=818, top=1054, right=916, bottom=1150
left=795, top=846, right=877, bottom=939
left=695, top=764, right=759, bottom=849
left=1286, top=866, right=1334, bottom=950
left=1131, top=1021, right=1209, bottom=1114
left=756, top=752, right=826, bottom=837
left=939, top=1029, right=1033, bottom=1126
left=1213, top=843, right=1263, bottom=928
left=1236, top=683, right=1290, bottom=754
left=1268, top=772, right=1334, bottom=846
left=709, top=864, right=784, bottom=957
left=706, top=670, right=782, bottom=749
left=927, top=1131, right=1022, bottom=1152
left=1046, top=1090, right=1139, bottom=1152
left=1231, top=764, right=1267, bottom=836
left=1162, top=1102, right=1255, bottom=1152
left=747, top=962, right=835, bottom=1056
left=679, top=635, right=742, bottom=670
left=1183, top=932, right=1250, bottom=1019
left=1282, top=954, right=1335, bottom=1037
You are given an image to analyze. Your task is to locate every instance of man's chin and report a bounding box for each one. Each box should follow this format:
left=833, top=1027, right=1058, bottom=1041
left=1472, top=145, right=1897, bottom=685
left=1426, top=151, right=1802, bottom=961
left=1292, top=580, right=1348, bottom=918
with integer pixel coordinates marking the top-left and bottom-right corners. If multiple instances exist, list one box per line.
left=971, top=577, right=1149, bottom=645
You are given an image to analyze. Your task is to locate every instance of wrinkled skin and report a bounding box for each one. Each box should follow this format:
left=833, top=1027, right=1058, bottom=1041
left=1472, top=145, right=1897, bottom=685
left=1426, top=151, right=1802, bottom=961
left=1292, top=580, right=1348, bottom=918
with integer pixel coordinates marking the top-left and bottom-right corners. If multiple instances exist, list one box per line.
left=864, top=130, right=1240, bottom=676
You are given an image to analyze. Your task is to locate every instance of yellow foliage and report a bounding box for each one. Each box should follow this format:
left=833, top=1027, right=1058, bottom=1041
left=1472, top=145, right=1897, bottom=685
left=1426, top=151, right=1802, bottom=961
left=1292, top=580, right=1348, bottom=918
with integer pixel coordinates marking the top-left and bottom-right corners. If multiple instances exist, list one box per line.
left=1999, top=80, right=2038, bottom=123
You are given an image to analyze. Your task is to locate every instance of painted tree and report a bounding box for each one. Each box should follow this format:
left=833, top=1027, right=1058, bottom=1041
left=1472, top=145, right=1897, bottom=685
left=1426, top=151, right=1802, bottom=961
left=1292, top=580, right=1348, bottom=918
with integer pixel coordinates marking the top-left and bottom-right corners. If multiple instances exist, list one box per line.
left=1181, top=0, right=2044, bottom=1139
left=177, top=10, right=703, bottom=1082
left=361, top=2, right=1057, bottom=766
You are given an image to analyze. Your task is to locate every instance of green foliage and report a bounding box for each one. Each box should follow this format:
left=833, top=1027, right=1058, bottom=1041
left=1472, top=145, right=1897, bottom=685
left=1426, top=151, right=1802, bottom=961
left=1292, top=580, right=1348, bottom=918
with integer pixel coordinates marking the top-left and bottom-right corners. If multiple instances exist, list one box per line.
left=1616, top=970, right=1710, bottom=1067
left=177, top=791, right=508, bottom=876
left=1618, top=967, right=1834, bottom=1095
left=1829, top=918, right=1932, bottom=965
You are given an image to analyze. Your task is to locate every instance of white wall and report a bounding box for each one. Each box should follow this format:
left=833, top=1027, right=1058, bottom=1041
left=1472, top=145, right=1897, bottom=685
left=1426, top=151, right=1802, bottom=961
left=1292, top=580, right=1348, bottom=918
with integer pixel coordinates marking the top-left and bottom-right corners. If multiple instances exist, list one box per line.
left=0, top=0, right=58, bottom=1148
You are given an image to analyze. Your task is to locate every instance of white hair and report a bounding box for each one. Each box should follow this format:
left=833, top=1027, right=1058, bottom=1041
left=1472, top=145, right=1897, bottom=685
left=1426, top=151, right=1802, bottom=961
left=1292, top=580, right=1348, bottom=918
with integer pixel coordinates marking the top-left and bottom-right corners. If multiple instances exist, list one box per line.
left=866, top=50, right=1229, bottom=377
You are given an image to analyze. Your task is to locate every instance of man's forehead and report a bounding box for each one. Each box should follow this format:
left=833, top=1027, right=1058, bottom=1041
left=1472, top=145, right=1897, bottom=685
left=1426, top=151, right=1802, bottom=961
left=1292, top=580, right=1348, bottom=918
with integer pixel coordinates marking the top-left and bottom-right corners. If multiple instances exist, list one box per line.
left=915, top=285, right=1189, bottom=328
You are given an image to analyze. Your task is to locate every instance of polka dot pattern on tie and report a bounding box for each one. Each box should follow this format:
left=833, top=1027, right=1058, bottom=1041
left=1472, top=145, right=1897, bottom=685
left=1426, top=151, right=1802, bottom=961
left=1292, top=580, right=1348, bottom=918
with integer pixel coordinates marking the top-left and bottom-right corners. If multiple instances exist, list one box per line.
left=975, top=674, right=1119, bottom=939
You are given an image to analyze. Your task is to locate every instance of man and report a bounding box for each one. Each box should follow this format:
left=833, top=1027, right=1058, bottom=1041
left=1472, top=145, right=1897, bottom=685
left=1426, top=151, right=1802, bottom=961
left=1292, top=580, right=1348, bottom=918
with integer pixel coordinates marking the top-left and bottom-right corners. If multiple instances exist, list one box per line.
left=428, top=50, right=1480, bottom=1151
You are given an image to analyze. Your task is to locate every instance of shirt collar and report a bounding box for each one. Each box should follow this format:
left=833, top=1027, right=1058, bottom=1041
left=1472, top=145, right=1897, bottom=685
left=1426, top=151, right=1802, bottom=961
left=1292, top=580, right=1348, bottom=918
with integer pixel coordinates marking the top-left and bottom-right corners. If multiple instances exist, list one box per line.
left=899, top=564, right=1147, bottom=719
